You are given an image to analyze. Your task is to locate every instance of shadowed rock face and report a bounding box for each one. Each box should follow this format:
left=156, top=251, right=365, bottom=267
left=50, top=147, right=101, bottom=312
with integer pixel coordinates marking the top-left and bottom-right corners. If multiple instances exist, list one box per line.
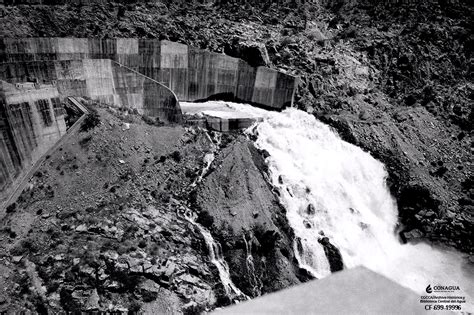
left=196, top=136, right=312, bottom=298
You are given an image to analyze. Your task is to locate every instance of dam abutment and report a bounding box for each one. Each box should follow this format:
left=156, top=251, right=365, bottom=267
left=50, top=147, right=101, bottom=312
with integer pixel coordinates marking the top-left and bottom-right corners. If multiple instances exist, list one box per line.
left=0, top=37, right=298, bottom=209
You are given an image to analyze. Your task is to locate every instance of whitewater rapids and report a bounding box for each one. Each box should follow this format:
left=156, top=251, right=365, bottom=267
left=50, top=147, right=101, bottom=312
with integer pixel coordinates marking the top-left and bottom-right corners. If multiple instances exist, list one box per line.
left=184, top=101, right=473, bottom=310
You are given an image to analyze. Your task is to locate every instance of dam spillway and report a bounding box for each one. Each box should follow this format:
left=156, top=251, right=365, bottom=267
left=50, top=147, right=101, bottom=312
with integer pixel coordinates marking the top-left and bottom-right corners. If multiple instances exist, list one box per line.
left=0, top=37, right=298, bottom=208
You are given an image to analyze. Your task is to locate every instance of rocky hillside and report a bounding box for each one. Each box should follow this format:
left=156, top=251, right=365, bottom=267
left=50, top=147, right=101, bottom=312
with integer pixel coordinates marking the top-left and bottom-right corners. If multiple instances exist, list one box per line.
left=0, top=104, right=304, bottom=313
left=0, top=0, right=472, bottom=303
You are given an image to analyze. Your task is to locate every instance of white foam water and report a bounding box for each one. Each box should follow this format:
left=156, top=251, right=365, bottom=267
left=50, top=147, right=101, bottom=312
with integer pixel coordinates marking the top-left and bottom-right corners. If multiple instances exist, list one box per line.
left=193, top=101, right=473, bottom=310
left=183, top=130, right=248, bottom=301
left=183, top=210, right=247, bottom=300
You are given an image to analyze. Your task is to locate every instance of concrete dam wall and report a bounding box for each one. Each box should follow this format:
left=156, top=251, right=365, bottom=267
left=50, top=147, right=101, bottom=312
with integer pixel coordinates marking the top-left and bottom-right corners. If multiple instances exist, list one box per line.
left=0, top=59, right=182, bottom=123
left=0, top=38, right=297, bottom=109
left=0, top=59, right=182, bottom=205
left=0, top=81, right=67, bottom=203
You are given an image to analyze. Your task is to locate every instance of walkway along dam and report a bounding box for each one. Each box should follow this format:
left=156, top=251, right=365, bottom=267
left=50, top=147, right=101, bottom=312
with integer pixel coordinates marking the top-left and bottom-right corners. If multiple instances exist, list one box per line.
left=0, top=38, right=298, bottom=206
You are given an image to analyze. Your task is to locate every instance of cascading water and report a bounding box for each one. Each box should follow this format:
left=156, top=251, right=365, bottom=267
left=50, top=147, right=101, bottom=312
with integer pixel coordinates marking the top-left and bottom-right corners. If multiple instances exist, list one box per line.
left=181, top=208, right=247, bottom=300
left=186, top=101, right=473, bottom=310
left=181, top=130, right=248, bottom=301
left=191, top=132, right=221, bottom=187
left=243, top=234, right=262, bottom=297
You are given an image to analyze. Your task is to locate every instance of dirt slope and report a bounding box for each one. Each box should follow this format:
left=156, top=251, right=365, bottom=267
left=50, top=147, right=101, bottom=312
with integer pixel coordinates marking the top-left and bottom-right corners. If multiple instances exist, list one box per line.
left=196, top=137, right=310, bottom=297
left=0, top=105, right=220, bottom=313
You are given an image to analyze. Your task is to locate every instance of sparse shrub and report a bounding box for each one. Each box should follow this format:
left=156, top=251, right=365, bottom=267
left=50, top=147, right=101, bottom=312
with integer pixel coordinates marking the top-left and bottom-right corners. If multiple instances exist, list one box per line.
left=340, top=26, right=358, bottom=39
left=140, top=290, right=157, bottom=303
left=128, top=300, right=142, bottom=313
left=46, top=187, right=55, bottom=198
left=85, top=207, right=95, bottom=213
left=170, top=150, right=182, bottom=163
left=2, top=227, right=16, bottom=239
left=151, top=189, right=170, bottom=203
left=280, top=36, right=295, bottom=47
left=124, top=225, right=139, bottom=238
left=80, top=110, right=100, bottom=132
left=150, top=244, right=160, bottom=257
left=10, top=239, right=37, bottom=256
left=85, top=216, right=99, bottom=226
left=117, top=244, right=128, bottom=255
left=119, top=113, right=134, bottom=123
left=138, top=240, right=147, bottom=249
left=142, top=115, right=156, bottom=125
left=185, top=168, right=195, bottom=178
left=79, top=135, right=93, bottom=147
left=101, top=240, right=119, bottom=252
left=6, top=203, right=16, bottom=213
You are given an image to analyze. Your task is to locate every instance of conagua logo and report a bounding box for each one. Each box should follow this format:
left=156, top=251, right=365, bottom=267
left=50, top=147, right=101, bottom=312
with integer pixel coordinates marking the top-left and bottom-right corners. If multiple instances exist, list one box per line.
left=425, top=284, right=460, bottom=294
left=426, top=285, right=433, bottom=294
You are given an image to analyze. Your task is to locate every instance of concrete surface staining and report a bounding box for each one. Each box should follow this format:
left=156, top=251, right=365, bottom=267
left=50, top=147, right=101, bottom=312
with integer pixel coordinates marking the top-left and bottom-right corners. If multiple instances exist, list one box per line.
left=0, top=38, right=297, bottom=108
left=0, top=81, right=66, bottom=203
left=0, top=60, right=182, bottom=123
left=214, top=267, right=425, bottom=315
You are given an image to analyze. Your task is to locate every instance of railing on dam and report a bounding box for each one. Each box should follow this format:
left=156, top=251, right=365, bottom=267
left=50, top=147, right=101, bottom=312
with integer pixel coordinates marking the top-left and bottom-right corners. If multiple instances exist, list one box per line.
left=0, top=38, right=298, bottom=109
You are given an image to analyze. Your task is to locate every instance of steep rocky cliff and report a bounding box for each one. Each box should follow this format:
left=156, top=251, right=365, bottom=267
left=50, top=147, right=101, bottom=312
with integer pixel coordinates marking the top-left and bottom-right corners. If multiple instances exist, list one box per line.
left=195, top=137, right=310, bottom=297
